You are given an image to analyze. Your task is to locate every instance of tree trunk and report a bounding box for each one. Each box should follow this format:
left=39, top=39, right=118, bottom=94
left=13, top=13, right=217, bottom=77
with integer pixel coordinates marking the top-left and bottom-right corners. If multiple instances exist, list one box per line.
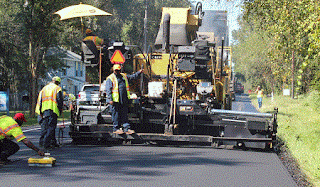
left=291, top=50, right=295, bottom=99
left=28, top=32, right=37, bottom=118
left=30, top=63, right=37, bottom=118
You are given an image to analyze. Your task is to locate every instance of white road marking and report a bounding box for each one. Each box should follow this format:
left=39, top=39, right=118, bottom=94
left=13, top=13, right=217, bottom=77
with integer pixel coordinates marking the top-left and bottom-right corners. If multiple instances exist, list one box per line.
left=22, top=122, right=71, bottom=133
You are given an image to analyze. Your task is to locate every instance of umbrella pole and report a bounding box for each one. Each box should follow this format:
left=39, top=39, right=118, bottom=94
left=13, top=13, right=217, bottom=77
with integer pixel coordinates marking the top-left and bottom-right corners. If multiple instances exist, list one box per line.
left=81, top=17, right=84, bottom=34
left=99, top=48, right=102, bottom=86
left=99, top=48, right=102, bottom=110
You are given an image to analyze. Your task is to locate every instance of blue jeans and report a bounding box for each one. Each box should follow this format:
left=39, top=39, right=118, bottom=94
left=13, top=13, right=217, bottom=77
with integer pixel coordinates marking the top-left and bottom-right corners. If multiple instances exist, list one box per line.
left=257, top=97, right=262, bottom=108
left=110, top=103, right=130, bottom=132
left=39, top=112, right=58, bottom=148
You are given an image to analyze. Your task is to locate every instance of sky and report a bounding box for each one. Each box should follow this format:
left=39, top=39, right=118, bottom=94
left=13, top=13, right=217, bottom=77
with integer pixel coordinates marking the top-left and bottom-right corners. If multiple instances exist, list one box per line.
left=191, top=0, right=243, bottom=44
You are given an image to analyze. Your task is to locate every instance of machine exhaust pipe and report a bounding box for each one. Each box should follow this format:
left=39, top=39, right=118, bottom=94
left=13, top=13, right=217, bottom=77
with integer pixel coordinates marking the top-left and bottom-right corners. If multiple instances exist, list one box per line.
left=162, top=13, right=170, bottom=53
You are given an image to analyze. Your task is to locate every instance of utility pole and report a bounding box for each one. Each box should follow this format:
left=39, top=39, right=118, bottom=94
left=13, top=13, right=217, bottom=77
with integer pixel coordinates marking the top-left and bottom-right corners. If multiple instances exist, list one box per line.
left=291, top=50, right=295, bottom=99
left=143, top=0, right=148, bottom=53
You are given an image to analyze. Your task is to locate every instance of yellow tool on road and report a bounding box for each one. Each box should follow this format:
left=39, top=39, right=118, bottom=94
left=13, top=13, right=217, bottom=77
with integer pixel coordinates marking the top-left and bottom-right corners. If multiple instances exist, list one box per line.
left=28, top=153, right=56, bottom=167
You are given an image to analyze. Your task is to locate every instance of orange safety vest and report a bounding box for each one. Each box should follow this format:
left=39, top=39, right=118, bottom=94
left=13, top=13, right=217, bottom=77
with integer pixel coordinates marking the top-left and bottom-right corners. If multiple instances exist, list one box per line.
left=83, top=36, right=103, bottom=48
left=107, top=73, right=130, bottom=102
left=0, top=116, right=26, bottom=142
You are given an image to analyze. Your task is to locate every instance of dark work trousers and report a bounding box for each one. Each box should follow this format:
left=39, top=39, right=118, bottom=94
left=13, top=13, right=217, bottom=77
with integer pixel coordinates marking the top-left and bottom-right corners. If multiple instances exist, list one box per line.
left=40, top=112, right=58, bottom=148
left=38, top=115, right=44, bottom=147
left=0, top=138, right=20, bottom=161
left=110, top=103, right=130, bottom=132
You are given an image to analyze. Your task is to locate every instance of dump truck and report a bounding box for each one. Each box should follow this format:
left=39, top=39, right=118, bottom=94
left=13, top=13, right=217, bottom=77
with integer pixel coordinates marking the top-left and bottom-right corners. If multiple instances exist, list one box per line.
left=70, top=3, right=278, bottom=150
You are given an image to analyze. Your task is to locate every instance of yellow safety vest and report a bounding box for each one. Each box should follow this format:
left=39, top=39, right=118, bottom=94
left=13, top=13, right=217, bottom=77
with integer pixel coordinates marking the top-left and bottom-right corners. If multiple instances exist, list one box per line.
left=107, top=73, right=130, bottom=102
left=35, top=90, right=43, bottom=115
left=69, top=94, right=76, bottom=101
left=0, top=116, right=26, bottom=142
left=257, top=90, right=263, bottom=98
left=35, top=82, right=61, bottom=116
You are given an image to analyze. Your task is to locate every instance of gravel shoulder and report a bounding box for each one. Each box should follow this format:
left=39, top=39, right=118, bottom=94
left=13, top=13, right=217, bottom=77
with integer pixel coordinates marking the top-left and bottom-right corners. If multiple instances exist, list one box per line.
left=276, top=139, right=312, bottom=187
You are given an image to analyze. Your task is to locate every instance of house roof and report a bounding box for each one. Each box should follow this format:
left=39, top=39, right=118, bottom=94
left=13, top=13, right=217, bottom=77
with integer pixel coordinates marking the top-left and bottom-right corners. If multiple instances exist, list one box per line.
left=64, top=50, right=82, bottom=61
left=46, top=47, right=82, bottom=62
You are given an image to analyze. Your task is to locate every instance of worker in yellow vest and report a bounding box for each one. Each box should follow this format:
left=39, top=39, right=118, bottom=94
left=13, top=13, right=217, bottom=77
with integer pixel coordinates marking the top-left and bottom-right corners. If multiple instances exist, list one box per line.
left=106, top=64, right=144, bottom=134
left=0, top=113, right=45, bottom=165
left=35, top=76, right=63, bottom=150
left=255, top=86, right=264, bottom=108
left=68, top=93, right=76, bottom=111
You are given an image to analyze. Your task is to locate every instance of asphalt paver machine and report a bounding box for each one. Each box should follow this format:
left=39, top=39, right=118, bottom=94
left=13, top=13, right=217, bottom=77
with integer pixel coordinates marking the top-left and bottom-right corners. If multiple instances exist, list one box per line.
left=70, top=3, right=278, bottom=150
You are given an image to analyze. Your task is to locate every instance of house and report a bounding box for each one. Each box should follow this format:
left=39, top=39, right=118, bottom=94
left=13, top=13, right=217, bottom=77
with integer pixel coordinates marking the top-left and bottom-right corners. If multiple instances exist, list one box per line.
left=8, top=48, right=86, bottom=111
left=39, top=48, right=87, bottom=98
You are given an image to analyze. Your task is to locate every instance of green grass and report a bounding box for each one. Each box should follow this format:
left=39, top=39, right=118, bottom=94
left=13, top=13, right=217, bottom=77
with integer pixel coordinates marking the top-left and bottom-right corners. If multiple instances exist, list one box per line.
left=0, top=110, right=71, bottom=126
left=251, top=91, right=320, bottom=186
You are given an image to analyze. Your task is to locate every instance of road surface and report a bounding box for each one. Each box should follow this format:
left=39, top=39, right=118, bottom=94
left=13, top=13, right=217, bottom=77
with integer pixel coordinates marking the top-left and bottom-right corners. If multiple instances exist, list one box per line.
left=0, top=94, right=297, bottom=187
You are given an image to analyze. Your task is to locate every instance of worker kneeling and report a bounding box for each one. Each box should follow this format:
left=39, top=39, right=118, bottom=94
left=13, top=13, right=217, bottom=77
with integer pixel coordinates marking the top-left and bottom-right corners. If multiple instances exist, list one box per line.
left=0, top=113, right=44, bottom=164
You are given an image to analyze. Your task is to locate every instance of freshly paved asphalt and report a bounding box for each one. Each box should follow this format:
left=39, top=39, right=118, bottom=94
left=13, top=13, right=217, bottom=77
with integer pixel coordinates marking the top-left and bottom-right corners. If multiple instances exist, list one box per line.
left=0, top=94, right=297, bottom=187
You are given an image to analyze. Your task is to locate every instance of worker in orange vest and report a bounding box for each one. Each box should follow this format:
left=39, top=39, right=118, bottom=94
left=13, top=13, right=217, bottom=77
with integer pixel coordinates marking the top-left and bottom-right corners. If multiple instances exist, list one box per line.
left=83, top=29, right=104, bottom=49
left=0, top=113, right=45, bottom=165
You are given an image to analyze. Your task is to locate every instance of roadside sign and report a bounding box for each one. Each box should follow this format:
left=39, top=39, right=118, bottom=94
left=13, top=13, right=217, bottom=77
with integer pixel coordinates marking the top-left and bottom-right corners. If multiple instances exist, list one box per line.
left=0, top=91, right=9, bottom=115
left=110, top=50, right=125, bottom=64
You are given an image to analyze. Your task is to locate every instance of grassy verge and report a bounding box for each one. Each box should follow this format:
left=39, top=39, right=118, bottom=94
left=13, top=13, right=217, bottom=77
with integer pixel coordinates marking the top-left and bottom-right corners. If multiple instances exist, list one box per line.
left=250, top=91, right=320, bottom=186
left=0, top=110, right=71, bottom=126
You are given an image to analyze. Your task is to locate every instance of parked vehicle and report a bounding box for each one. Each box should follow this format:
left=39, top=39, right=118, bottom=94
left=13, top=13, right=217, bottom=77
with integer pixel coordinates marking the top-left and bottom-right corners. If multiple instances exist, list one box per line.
left=78, top=83, right=106, bottom=105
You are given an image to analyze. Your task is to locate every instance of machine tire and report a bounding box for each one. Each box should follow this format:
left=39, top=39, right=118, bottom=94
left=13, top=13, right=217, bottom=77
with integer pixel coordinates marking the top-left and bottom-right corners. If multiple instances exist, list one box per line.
left=236, top=141, right=247, bottom=150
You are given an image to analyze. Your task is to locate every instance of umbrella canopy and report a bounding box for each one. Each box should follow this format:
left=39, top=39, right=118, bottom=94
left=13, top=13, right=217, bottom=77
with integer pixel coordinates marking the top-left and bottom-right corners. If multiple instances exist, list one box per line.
left=54, top=3, right=112, bottom=20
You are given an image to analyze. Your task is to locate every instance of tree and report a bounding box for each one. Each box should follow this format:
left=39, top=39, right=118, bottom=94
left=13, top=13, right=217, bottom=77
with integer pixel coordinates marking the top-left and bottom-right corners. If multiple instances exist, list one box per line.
left=21, top=0, right=72, bottom=116
left=233, top=0, right=320, bottom=94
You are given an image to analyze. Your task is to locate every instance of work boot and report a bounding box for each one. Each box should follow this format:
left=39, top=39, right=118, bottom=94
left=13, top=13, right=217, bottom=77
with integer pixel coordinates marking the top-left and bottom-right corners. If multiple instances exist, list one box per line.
left=125, top=129, right=135, bottom=135
left=113, top=129, right=124, bottom=134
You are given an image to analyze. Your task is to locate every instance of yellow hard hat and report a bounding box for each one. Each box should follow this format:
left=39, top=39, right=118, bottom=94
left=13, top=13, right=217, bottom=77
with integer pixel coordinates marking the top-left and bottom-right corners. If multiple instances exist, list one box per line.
left=113, top=64, right=121, bottom=70
left=52, top=76, right=61, bottom=83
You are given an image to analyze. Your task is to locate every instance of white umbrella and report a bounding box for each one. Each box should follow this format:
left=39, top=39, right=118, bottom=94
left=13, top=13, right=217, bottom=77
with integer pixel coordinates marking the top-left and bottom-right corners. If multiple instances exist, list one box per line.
left=54, top=3, right=112, bottom=33
left=54, top=3, right=112, bottom=20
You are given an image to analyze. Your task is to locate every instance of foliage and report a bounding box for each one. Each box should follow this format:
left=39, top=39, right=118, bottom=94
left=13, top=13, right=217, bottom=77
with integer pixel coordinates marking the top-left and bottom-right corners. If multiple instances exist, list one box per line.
left=0, top=1, right=28, bottom=92
left=233, top=0, right=320, bottom=94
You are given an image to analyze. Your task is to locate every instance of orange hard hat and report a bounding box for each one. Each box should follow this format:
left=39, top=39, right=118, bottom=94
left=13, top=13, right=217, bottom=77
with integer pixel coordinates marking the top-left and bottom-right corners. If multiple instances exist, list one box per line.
left=86, top=29, right=92, bottom=34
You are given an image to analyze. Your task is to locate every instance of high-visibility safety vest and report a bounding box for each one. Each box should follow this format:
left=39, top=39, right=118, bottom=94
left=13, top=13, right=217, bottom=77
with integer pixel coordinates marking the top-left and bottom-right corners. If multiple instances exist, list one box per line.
left=35, top=82, right=62, bottom=116
left=69, top=94, right=76, bottom=101
left=83, top=36, right=103, bottom=48
left=257, top=90, right=263, bottom=98
left=107, top=73, right=130, bottom=102
left=0, top=115, right=26, bottom=142
left=35, top=90, right=43, bottom=115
